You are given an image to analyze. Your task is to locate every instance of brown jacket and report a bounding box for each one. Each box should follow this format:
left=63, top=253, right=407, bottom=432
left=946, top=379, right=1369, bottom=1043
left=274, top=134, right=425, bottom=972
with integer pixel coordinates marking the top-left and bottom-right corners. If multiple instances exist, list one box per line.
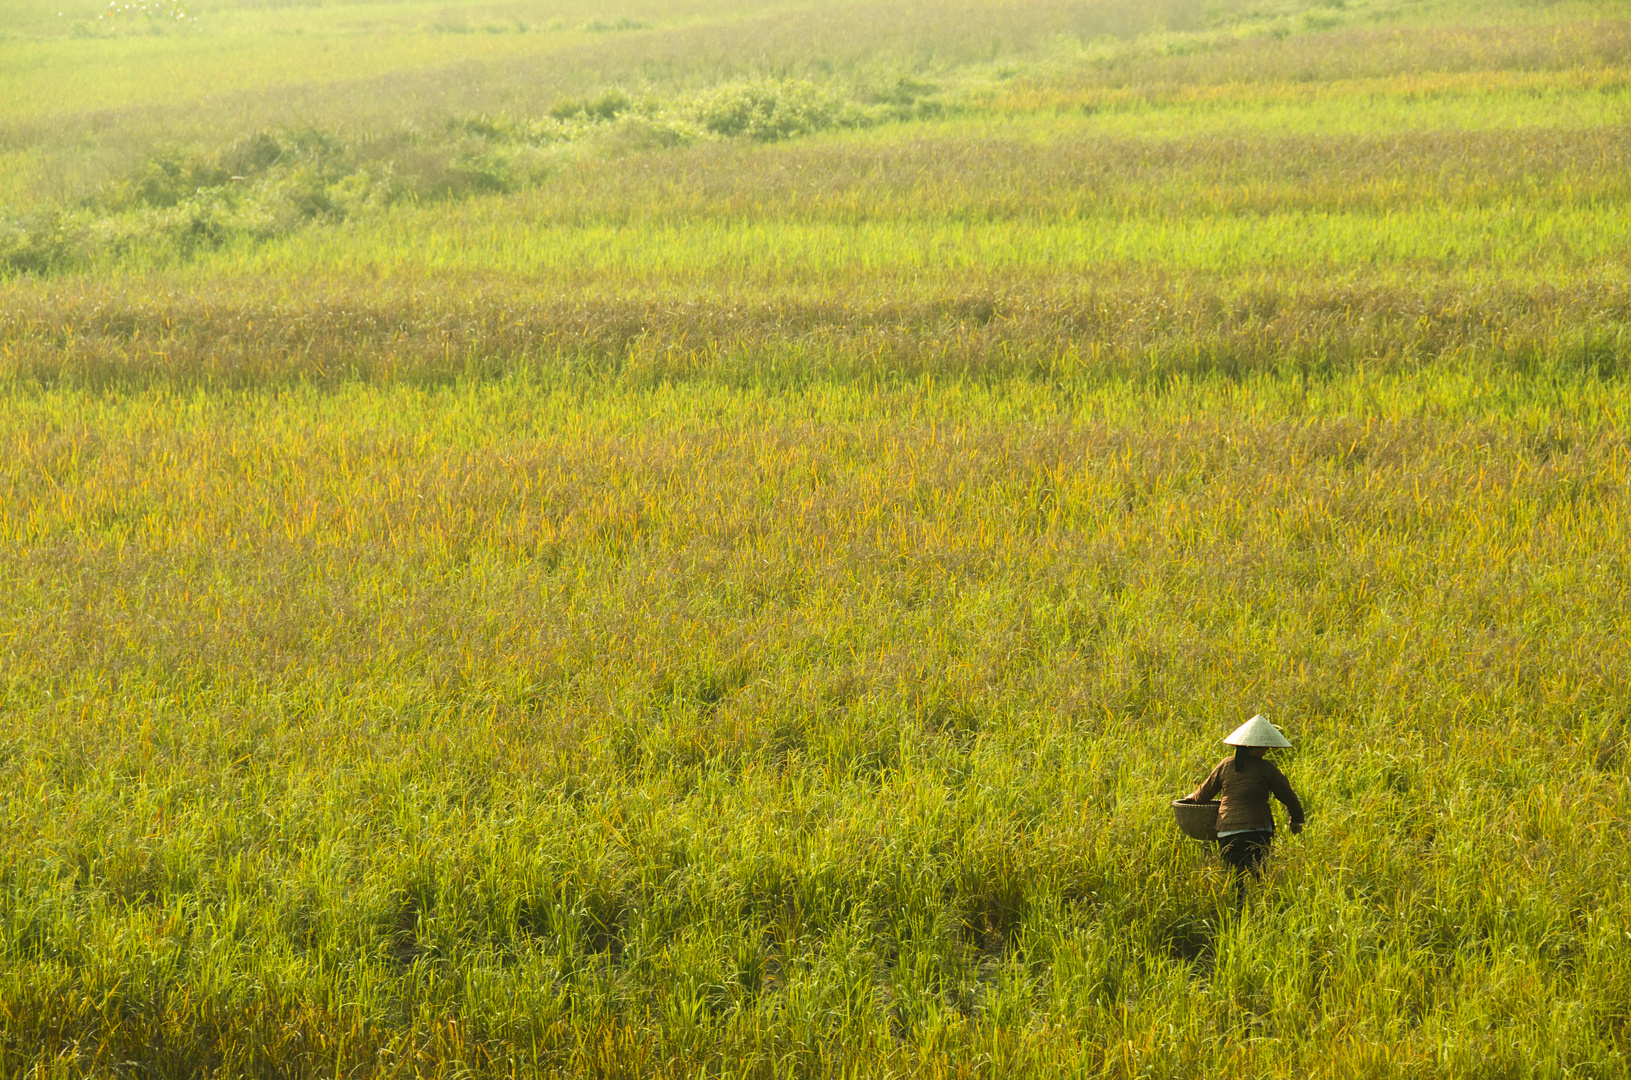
left=1194, top=755, right=1305, bottom=834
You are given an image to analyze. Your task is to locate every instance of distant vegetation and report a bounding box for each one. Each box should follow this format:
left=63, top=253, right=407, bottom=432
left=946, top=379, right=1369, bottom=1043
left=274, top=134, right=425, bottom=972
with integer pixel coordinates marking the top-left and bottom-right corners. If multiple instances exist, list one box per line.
left=2, top=0, right=1630, bottom=1076
left=1, top=75, right=951, bottom=275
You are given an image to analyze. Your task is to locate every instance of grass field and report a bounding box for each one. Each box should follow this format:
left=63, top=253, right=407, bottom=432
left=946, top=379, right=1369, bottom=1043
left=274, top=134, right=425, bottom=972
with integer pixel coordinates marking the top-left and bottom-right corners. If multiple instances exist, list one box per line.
left=3, top=0, right=1631, bottom=1076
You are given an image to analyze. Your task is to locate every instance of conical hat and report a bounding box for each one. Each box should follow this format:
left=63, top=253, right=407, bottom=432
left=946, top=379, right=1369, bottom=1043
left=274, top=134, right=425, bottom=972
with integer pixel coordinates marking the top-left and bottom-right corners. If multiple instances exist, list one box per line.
left=1223, top=714, right=1291, bottom=748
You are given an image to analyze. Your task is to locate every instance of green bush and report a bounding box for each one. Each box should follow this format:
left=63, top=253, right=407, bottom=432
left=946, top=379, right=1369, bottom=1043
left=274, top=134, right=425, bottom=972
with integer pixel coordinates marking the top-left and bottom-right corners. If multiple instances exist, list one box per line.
left=0, top=213, right=83, bottom=276
left=0, top=75, right=923, bottom=277
left=585, top=89, right=634, bottom=121
left=691, top=80, right=850, bottom=142
left=1, top=129, right=408, bottom=275
left=605, top=114, right=703, bottom=152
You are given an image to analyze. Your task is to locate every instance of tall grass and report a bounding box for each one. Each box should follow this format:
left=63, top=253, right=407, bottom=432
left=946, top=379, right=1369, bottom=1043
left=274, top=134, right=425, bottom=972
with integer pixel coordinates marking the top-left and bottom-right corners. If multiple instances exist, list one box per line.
left=8, top=13, right=1631, bottom=270
left=3, top=0, right=1631, bottom=1075
left=0, top=0, right=1208, bottom=208
left=2, top=371, right=1628, bottom=1075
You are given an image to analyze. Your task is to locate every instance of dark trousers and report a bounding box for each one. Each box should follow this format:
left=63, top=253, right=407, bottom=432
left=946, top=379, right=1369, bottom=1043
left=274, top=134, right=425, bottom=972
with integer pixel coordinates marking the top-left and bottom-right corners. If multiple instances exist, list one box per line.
left=1218, top=830, right=1273, bottom=877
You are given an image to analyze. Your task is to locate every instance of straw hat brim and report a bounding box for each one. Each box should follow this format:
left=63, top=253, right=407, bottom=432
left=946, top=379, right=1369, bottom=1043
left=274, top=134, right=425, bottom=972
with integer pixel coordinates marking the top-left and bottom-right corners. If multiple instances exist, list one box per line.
left=1223, top=714, right=1292, bottom=748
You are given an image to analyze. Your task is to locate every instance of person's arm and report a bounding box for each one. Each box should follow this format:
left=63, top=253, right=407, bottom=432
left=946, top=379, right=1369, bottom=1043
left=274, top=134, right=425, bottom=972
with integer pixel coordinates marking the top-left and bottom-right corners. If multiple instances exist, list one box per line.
left=1190, top=760, right=1225, bottom=803
left=1267, top=763, right=1306, bottom=833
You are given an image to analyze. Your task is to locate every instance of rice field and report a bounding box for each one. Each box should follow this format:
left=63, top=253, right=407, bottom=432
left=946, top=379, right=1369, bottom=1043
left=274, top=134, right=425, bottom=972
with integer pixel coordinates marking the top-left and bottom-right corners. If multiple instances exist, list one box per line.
left=3, top=0, right=1631, bottom=1076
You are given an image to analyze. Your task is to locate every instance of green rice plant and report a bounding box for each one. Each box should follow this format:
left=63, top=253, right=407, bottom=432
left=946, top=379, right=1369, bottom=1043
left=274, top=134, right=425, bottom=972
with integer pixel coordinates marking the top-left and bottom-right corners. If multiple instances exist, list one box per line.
left=3, top=0, right=1631, bottom=1075
left=1, top=367, right=1628, bottom=1075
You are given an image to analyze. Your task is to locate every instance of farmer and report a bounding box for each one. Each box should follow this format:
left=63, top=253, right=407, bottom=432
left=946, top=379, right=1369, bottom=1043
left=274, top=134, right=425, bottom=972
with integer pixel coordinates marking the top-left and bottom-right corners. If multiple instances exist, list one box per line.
left=1188, top=714, right=1305, bottom=878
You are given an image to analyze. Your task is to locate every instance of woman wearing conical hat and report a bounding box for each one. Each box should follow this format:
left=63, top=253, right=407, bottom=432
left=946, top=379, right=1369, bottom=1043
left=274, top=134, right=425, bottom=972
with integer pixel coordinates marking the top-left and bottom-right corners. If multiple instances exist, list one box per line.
left=1189, top=715, right=1305, bottom=878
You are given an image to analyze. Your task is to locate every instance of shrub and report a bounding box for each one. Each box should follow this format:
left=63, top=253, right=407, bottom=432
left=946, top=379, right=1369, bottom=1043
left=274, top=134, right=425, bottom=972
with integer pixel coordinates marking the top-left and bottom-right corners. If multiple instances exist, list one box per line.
left=691, top=80, right=847, bottom=142
left=605, top=114, right=702, bottom=153
left=0, top=213, right=84, bottom=275
left=585, top=89, right=634, bottom=121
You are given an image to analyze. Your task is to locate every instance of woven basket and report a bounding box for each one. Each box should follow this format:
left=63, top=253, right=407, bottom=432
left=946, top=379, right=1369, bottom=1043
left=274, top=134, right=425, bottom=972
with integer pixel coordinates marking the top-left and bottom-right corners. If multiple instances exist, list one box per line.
left=1171, top=799, right=1219, bottom=841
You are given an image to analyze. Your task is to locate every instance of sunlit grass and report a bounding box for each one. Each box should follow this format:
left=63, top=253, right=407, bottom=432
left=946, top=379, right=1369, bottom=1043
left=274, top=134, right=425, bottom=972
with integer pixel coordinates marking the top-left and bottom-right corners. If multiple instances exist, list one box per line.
left=994, top=67, right=1631, bottom=136
left=0, top=22, right=562, bottom=121
left=3, top=370, right=1629, bottom=1074
left=4, top=0, right=1631, bottom=1074
left=0, top=0, right=805, bottom=121
left=231, top=199, right=1629, bottom=280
